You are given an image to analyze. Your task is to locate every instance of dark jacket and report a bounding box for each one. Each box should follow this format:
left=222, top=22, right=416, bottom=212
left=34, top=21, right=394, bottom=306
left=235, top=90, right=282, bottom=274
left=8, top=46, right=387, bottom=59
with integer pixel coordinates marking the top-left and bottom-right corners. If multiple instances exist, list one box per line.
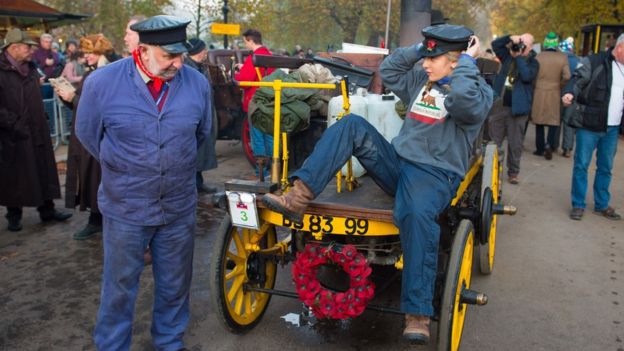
left=64, top=69, right=101, bottom=211
left=491, top=35, right=539, bottom=116
left=562, top=49, right=617, bottom=132
left=184, top=56, right=217, bottom=171
left=0, top=52, right=61, bottom=207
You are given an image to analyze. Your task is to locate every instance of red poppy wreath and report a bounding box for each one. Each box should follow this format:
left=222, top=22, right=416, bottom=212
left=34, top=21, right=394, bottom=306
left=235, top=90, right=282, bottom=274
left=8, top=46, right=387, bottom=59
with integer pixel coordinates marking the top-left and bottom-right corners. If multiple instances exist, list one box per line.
left=292, top=243, right=375, bottom=319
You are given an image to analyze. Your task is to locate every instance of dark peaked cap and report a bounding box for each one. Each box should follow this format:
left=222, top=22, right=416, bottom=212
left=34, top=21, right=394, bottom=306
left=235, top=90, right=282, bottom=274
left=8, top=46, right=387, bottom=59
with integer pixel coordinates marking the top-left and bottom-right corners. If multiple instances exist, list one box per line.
left=418, top=24, right=474, bottom=57
left=130, top=15, right=191, bottom=54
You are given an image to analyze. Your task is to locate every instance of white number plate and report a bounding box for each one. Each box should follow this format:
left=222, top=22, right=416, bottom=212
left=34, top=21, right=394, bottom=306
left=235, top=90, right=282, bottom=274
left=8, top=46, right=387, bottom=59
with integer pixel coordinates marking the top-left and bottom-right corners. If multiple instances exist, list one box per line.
left=226, top=191, right=259, bottom=229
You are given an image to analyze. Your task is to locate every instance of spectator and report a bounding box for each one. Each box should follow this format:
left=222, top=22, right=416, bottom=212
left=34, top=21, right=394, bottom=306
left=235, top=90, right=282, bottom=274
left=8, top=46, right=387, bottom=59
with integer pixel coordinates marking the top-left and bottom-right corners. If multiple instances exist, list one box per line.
left=33, top=33, right=61, bottom=79
left=530, top=32, right=570, bottom=160
left=263, top=24, right=492, bottom=344
left=123, top=15, right=146, bottom=54
left=75, top=16, right=212, bottom=350
left=488, top=33, right=538, bottom=184
left=64, top=39, right=78, bottom=57
left=56, top=34, right=113, bottom=240
left=0, top=28, right=72, bottom=232
left=52, top=41, right=65, bottom=66
left=559, top=37, right=580, bottom=158
left=562, top=33, right=624, bottom=221
left=305, top=47, right=314, bottom=59
left=60, top=50, right=86, bottom=85
left=234, top=28, right=275, bottom=178
left=184, top=38, right=218, bottom=194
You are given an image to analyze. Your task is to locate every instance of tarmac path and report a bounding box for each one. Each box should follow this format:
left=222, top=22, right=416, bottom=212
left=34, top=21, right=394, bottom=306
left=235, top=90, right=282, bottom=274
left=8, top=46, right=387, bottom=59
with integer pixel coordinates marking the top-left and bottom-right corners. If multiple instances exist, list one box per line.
left=1, top=128, right=623, bottom=351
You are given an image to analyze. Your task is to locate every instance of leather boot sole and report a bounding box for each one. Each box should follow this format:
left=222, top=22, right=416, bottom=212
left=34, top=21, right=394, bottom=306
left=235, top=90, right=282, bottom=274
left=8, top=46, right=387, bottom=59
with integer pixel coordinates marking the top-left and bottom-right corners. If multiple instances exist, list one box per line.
left=262, top=195, right=304, bottom=223
left=403, top=331, right=429, bottom=345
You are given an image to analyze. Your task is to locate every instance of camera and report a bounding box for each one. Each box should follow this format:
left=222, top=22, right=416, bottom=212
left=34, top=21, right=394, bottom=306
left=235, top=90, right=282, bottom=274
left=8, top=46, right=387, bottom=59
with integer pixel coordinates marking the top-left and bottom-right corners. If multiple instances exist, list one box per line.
left=510, top=40, right=526, bottom=53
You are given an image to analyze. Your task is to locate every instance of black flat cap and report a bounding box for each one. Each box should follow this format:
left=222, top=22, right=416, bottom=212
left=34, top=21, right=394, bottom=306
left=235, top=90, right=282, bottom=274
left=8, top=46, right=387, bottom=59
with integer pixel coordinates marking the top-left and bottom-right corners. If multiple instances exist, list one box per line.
left=418, top=24, right=473, bottom=57
left=130, top=15, right=191, bottom=54
left=187, top=38, right=206, bottom=56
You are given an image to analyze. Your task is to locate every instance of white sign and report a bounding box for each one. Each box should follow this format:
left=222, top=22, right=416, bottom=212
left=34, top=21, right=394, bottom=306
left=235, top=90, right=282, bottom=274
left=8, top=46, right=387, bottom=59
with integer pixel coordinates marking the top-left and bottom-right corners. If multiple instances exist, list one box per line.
left=226, top=191, right=259, bottom=229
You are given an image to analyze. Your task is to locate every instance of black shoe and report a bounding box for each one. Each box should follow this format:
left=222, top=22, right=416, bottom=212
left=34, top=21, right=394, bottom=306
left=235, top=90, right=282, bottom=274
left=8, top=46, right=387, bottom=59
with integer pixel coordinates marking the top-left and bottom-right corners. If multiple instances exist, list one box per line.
left=197, top=184, right=218, bottom=194
left=40, top=210, right=72, bottom=222
left=73, top=223, right=102, bottom=240
left=544, top=148, right=553, bottom=160
left=533, top=150, right=544, bottom=156
left=569, top=208, right=584, bottom=220
left=7, top=218, right=22, bottom=232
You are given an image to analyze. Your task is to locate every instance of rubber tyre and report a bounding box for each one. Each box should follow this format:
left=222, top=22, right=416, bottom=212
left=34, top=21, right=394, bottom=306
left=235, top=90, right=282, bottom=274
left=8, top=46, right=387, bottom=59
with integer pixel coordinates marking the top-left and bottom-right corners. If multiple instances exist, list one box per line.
left=438, top=219, right=475, bottom=351
left=209, top=215, right=277, bottom=333
left=478, top=143, right=499, bottom=275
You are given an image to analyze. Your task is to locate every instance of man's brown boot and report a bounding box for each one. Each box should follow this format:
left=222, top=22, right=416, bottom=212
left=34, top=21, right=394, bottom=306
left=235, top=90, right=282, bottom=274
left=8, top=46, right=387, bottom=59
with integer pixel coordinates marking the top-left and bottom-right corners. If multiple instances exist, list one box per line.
left=262, top=179, right=314, bottom=223
left=403, top=314, right=430, bottom=344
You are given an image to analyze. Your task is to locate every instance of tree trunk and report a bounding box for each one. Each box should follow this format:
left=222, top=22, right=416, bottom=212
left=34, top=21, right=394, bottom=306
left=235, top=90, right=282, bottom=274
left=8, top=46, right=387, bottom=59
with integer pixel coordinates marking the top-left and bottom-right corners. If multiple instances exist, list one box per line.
left=399, top=0, right=431, bottom=47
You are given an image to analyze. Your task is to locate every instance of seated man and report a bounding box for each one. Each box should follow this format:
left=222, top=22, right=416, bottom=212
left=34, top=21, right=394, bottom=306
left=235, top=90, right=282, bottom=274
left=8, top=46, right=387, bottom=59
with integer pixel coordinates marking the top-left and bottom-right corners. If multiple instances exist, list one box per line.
left=263, top=24, right=493, bottom=344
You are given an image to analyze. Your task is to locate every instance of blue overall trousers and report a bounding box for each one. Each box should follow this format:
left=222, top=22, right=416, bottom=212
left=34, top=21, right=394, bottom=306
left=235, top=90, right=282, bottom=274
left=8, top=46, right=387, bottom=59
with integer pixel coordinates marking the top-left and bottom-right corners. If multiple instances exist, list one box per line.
left=292, top=115, right=461, bottom=316
left=94, top=211, right=195, bottom=351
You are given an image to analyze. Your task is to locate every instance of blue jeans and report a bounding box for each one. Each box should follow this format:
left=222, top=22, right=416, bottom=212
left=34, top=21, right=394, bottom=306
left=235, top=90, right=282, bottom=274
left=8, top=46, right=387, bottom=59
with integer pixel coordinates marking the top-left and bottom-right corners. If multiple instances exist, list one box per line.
left=292, top=115, right=461, bottom=316
left=249, top=119, right=273, bottom=177
left=571, top=126, right=619, bottom=210
left=94, top=212, right=195, bottom=351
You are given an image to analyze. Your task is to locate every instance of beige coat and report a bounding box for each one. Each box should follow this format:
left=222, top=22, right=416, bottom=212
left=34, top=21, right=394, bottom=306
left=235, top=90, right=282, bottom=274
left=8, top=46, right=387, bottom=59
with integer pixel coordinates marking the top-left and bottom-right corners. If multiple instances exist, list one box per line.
left=531, top=50, right=571, bottom=125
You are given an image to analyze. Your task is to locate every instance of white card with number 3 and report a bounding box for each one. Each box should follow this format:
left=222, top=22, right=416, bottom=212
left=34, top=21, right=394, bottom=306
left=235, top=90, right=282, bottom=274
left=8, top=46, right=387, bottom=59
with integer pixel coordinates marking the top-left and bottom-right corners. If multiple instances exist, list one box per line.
left=226, top=191, right=259, bottom=229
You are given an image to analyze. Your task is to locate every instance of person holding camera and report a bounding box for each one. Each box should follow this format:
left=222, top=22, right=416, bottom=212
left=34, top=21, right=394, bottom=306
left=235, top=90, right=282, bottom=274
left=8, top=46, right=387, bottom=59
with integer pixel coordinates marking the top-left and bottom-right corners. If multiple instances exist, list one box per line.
left=488, top=33, right=538, bottom=184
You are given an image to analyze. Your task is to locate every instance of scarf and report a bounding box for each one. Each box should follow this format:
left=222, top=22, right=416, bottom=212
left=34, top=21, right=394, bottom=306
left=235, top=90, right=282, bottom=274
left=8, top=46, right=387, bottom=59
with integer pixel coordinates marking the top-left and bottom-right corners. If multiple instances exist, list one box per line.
left=132, top=48, right=164, bottom=91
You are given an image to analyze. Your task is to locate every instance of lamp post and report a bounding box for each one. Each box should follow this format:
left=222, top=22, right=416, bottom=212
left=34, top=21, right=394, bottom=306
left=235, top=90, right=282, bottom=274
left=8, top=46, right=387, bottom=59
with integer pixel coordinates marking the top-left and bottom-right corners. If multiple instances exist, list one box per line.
left=222, top=0, right=229, bottom=49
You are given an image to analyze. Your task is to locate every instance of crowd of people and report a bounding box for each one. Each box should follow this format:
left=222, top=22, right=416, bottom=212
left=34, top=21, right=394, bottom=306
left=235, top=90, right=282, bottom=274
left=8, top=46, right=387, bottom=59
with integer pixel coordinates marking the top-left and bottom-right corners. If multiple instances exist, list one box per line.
left=0, top=16, right=622, bottom=351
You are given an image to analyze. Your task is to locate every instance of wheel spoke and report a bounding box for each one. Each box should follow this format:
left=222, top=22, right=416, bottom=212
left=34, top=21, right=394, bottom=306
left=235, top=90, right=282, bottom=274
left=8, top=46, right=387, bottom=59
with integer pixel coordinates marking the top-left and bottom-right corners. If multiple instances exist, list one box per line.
left=226, top=251, right=244, bottom=265
left=244, top=291, right=252, bottom=315
left=227, top=275, right=245, bottom=304
left=234, top=288, right=244, bottom=315
left=225, top=265, right=244, bottom=282
left=232, top=231, right=247, bottom=259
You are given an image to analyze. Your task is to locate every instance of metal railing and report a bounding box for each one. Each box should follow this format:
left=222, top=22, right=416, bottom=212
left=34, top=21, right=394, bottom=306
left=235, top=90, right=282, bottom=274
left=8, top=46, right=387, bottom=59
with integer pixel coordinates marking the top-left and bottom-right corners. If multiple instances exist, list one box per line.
left=42, top=83, right=72, bottom=150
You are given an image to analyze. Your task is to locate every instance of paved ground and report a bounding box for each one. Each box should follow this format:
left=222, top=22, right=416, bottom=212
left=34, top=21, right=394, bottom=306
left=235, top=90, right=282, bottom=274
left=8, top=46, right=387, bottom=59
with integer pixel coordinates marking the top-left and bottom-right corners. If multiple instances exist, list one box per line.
left=1, top=128, right=623, bottom=351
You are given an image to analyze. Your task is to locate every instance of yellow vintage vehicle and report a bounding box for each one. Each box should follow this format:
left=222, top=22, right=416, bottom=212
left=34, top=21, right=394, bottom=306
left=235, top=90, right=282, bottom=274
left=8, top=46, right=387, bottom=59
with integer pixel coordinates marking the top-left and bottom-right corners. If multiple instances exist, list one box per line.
left=210, top=56, right=516, bottom=351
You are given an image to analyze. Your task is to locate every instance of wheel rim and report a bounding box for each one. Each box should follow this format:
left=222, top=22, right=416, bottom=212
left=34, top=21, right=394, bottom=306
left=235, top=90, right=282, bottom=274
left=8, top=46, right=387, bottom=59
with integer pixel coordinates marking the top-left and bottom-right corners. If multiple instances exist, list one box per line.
left=451, top=230, right=474, bottom=351
left=480, top=144, right=500, bottom=273
left=222, top=225, right=276, bottom=325
left=488, top=148, right=499, bottom=269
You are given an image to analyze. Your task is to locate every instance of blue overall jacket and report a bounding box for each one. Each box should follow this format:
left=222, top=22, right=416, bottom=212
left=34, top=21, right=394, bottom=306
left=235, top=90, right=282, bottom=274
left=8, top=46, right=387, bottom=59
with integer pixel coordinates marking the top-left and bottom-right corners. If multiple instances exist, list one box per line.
left=76, top=57, right=212, bottom=225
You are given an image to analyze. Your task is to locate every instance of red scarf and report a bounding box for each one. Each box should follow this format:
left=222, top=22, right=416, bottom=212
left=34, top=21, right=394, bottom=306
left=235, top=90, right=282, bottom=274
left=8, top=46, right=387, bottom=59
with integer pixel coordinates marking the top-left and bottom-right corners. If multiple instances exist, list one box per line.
left=132, top=48, right=164, bottom=91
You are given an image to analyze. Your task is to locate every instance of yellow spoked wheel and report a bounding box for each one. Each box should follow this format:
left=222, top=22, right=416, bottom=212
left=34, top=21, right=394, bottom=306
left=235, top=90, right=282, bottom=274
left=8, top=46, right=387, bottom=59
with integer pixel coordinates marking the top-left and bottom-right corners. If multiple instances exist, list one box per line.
left=479, top=143, right=500, bottom=274
left=209, top=215, right=277, bottom=333
left=438, top=219, right=474, bottom=351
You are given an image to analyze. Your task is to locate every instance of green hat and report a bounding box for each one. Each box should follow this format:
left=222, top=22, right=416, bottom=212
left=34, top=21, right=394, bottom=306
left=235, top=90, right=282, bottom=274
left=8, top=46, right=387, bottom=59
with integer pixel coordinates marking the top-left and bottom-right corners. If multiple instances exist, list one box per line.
left=543, top=32, right=559, bottom=49
left=2, top=28, right=38, bottom=50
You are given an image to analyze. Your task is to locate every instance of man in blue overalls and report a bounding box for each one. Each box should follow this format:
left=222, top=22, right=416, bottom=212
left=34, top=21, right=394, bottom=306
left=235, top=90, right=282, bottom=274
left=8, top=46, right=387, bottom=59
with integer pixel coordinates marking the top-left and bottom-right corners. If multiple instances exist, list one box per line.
left=76, top=15, right=212, bottom=351
left=263, top=24, right=493, bottom=344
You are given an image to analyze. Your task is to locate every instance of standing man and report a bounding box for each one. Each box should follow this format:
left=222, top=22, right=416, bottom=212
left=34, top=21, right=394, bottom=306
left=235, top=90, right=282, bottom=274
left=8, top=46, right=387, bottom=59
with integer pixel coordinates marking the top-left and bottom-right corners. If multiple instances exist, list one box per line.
left=75, top=16, right=212, bottom=350
left=32, top=33, right=60, bottom=79
left=530, top=32, right=570, bottom=160
left=0, top=28, right=72, bottom=232
left=123, top=15, right=146, bottom=55
left=563, top=33, right=623, bottom=221
left=185, top=38, right=218, bottom=194
left=488, top=33, right=538, bottom=184
left=234, top=29, right=274, bottom=177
